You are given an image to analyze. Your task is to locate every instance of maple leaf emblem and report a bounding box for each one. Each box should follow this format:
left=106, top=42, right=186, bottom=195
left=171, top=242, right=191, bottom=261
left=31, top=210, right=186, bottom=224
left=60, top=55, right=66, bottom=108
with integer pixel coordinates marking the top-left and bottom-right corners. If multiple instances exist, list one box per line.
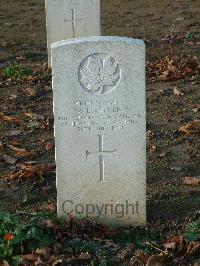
left=79, top=54, right=121, bottom=94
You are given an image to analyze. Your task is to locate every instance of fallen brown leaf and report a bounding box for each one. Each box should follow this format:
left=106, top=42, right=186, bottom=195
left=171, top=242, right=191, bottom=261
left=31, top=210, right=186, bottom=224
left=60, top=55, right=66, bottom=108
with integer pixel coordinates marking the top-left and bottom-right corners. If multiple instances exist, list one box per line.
left=18, top=165, right=47, bottom=179
left=10, top=141, right=23, bottom=148
left=23, top=87, right=37, bottom=97
left=7, top=144, right=26, bottom=152
left=24, top=112, right=44, bottom=120
left=144, top=237, right=200, bottom=265
left=15, top=150, right=38, bottom=159
left=163, top=236, right=200, bottom=258
left=186, top=242, right=200, bottom=256
left=0, top=113, right=22, bottom=124
left=150, top=144, right=157, bottom=153
left=183, top=176, right=200, bottom=186
left=147, top=130, right=154, bottom=139
left=41, top=119, right=51, bottom=130
left=52, top=259, right=63, bottom=266
left=21, top=254, right=38, bottom=261
left=1, top=163, right=55, bottom=180
left=24, top=112, right=34, bottom=119
left=179, top=120, right=200, bottom=135
left=45, top=142, right=54, bottom=151
left=7, top=144, right=38, bottom=158
left=147, top=55, right=200, bottom=82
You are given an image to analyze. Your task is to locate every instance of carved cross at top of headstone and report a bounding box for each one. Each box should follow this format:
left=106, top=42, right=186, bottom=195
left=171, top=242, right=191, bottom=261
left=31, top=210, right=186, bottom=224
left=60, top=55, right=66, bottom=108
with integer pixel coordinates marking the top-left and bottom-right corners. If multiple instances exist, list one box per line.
left=64, top=9, right=82, bottom=38
left=86, top=135, right=117, bottom=182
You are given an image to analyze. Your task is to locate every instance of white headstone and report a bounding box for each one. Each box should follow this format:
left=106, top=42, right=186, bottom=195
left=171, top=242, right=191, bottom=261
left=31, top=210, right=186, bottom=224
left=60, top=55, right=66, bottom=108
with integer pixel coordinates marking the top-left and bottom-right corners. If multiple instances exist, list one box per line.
left=52, top=36, right=146, bottom=226
left=45, top=0, right=101, bottom=66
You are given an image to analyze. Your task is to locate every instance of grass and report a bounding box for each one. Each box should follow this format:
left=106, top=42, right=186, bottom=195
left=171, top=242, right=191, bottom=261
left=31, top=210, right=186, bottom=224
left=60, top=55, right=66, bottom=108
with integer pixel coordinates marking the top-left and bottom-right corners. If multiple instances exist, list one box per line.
left=148, top=194, right=200, bottom=219
left=2, top=64, right=32, bottom=79
left=186, top=219, right=200, bottom=241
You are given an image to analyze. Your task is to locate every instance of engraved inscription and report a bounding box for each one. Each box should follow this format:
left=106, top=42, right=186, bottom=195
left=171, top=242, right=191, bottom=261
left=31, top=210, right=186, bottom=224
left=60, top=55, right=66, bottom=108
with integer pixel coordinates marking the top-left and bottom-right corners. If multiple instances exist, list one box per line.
left=58, top=99, right=142, bottom=132
left=78, top=53, right=121, bottom=95
left=86, top=135, right=117, bottom=182
left=64, top=9, right=82, bottom=38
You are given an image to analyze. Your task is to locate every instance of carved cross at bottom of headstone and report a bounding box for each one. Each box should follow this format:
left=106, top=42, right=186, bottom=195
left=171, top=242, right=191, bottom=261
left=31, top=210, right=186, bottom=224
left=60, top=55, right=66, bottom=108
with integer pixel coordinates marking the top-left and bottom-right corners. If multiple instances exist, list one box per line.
left=86, top=135, right=117, bottom=182
left=64, top=9, right=83, bottom=38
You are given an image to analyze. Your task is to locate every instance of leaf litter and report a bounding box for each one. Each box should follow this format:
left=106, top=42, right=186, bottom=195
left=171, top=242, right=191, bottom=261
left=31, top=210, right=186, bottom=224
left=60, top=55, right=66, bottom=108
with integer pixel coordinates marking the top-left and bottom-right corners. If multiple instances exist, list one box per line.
left=0, top=215, right=199, bottom=265
left=183, top=176, right=200, bottom=186
left=179, top=120, right=200, bottom=135
left=0, top=113, right=22, bottom=125
left=1, top=163, right=55, bottom=180
left=147, top=55, right=200, bottom=82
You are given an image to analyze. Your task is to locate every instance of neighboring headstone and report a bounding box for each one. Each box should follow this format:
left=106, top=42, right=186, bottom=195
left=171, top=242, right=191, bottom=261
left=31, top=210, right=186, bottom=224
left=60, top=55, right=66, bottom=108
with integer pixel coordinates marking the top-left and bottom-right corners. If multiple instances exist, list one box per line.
left=45, top=0, right=101, bottom=66
left=52, top=36, right=146, bottom=226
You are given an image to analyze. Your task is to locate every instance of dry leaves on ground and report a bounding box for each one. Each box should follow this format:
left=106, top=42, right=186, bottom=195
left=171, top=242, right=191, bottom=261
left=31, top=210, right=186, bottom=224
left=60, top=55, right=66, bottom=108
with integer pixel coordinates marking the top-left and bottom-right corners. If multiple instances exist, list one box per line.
left=7, top=144, right=26, bottom=152
left=23, top=87, right=37, bottom=97
left=147, top=55, right=200, bottom=82
left=144, top=237, right=200, bottom=265
left=45, top=142, right=55, bottom=151
left=0, top=113, right=22, bottom=124
left=149, top=144, right=157, bottom=153
left=15, top=150, right=39, bottom=159
left=179, top=120, right=200, bottom=135
left=130, top=237, right=200, bottom=265
left=183, top=176, right=200, bottom=186
left=1, top=163, right=56, bottom=180
left=146, top=130, right=154, bottom=140
left=7, top=144, right=39, bottom=159
left=1, top=219, right=200, bottom=266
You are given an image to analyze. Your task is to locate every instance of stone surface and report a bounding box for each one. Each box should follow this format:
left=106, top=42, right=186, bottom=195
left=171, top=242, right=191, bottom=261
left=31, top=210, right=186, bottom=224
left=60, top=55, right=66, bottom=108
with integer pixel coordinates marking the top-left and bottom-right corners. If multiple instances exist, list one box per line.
left=45, top=0, right=101, bottom=66
left=52, top=36, right=146, bottom=226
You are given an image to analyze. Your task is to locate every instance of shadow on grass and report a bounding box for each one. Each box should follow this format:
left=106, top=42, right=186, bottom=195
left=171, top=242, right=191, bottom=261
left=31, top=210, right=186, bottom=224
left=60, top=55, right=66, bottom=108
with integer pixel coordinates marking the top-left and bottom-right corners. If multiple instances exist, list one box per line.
left=148, top=191, right=200, bottom=220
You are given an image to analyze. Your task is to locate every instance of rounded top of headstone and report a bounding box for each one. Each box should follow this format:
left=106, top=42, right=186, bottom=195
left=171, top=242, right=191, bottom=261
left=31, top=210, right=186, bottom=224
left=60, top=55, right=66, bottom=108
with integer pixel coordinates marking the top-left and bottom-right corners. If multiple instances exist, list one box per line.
left=51, top=36, right=145, bottom=49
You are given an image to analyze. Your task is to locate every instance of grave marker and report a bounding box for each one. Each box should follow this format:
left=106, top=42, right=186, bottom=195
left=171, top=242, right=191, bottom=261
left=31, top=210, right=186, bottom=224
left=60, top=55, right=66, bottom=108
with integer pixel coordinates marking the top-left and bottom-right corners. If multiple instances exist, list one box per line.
left=45, top=0, right=101, bottom=66
left=64, top=9, right=82, bottom=38
left=52, top=36, right=146, bottom=225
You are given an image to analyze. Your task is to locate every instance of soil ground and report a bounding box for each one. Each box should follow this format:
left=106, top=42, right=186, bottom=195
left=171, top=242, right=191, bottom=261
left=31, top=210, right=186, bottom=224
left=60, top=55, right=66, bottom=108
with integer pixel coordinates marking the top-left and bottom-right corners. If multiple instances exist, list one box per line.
left=0, top=0, right=200, bottom=236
